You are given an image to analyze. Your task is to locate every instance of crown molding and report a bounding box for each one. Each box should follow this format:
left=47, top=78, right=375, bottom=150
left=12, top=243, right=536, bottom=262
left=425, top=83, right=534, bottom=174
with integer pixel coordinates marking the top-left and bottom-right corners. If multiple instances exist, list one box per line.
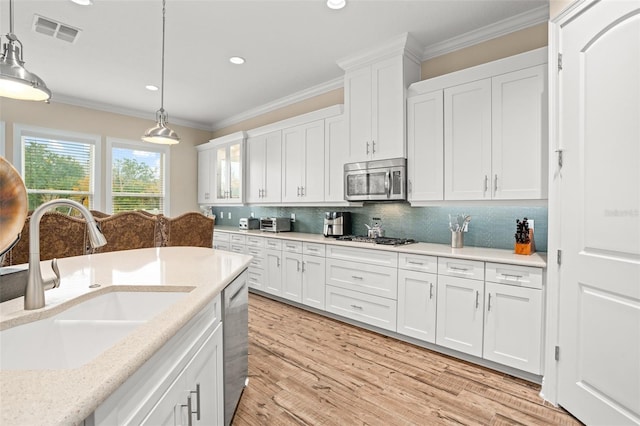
left=50, top=94, right=213, bottom=131
left=422, top=5, right=549, bottom=60
left=337, top=32, right=423, bottom=70
left=210, top=76, right=344, bottom=132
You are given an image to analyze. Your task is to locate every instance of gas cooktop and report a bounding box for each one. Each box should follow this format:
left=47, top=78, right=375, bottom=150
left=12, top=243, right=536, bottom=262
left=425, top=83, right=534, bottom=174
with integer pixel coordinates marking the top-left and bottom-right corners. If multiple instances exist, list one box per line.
left=336, top=235, right=417, bottom=246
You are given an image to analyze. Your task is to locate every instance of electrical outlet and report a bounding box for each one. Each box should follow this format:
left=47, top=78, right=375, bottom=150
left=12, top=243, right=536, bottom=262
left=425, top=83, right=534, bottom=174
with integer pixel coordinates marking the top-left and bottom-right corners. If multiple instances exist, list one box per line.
left=227, top=212, right=231, bottom=220
left=219, top=211, right=224, bottom=219
left=250, top=212, right=255, bottom=218
left=372, top=216, right=382, bottom=226
left=290, top=213, right=296, bottom=222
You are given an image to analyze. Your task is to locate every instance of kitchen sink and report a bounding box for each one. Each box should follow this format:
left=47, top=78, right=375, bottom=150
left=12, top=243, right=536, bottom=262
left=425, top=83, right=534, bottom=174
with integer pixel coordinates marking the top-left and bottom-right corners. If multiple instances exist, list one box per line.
left=0, top=291, right=189, bottom=371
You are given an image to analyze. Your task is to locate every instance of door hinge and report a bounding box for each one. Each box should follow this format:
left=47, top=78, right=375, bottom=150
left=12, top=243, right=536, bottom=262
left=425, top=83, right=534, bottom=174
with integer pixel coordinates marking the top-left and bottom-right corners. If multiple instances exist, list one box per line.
left=557, top=53, right=563, bottom=71
left=555, top=346, right=560, bottom=361
left=557, top=249, right=562, bottom=265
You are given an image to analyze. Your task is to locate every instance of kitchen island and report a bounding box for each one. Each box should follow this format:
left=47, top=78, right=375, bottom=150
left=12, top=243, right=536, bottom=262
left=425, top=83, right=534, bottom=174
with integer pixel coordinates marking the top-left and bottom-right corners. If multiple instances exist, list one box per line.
left=0, top=246, right=251, bottom=425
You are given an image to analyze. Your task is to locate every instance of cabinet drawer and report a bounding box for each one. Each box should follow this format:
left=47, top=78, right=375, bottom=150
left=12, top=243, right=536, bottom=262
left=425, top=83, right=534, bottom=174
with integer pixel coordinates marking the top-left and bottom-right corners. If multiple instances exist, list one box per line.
left=213, top=241, right=230, bottom=251
left=326, top=245, right=398, bottom=268
left=246, top=247, right=265, bottom=269
left=326, top=258, right=398, bottom=299
left=303, top=242, right=326, bottom=257
left=325, top=285, right=397, bottom=332
left=438, top=257, right=484, bottom=280
left=265, top=238, right=283, bottom=250
left=213, top=231, right=230, bottom=242
left=398, top=253, right=438, bottom=273
left=247, top=268, right=264, bottom=290
left=229, top=243, right=246, bottom=254
left=246, top=236, right=265, bottom=248
left=485, top=263, right=543, bottom=290
left=230, top=234, right=246, bottom=244
left=282, top=240, right=302, bottom=253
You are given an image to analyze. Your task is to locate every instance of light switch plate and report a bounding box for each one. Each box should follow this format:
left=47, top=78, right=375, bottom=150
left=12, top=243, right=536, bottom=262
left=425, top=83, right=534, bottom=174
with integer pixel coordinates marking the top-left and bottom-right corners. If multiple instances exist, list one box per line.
left=227, top=212, right=231, bottom=220
left=290, top=213, right=296, bottom=222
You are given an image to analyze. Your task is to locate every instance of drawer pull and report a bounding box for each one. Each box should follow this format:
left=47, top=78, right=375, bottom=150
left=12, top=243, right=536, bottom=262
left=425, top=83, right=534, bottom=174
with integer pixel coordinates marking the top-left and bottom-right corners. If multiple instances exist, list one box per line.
left=475, top=290, right=480, bottom=309
left=307, top=247, right=318, bottom=251
left=351, top=275, right=364, bottom=280
left=286, top=244, right=296, bottom=249
left=499, top=273, right=524, bottom=281
left=450, top=266, right=469, bottom=272
left=350, top=304, right=363, bottom=310
left=407, top=260, right=424, bottom=265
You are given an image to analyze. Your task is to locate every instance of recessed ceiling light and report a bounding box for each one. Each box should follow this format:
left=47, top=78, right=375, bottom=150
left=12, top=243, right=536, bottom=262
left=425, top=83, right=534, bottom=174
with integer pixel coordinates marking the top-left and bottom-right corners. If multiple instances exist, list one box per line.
left=229, top=56, right=245, bottom=65
left=327, top=0, right=346, bottom=10
left=70, top=0, right=93, bottom=5
left=145, top=85, right=159, bottom=91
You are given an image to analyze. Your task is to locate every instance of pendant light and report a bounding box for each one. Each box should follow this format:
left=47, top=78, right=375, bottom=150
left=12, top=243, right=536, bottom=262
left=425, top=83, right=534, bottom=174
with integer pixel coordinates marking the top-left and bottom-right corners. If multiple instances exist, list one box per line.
left=0, top=0, right=51, bottom=102
left=142, top=0, right=180, bottom=145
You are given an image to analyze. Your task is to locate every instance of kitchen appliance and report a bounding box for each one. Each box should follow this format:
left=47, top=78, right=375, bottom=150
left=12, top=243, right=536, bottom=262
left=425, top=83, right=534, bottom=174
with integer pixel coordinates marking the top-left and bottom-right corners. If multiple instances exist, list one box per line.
left=336, top=235, right=416, bottom=246
left=344, top=158, right=406, bottom=202
left=222, top=271, right=249, bottom=426
left=259, top=217, right=291, bottom=232
left=239, top=217, right=259, bottom=230
left=323, top=212, right=351, bottom=237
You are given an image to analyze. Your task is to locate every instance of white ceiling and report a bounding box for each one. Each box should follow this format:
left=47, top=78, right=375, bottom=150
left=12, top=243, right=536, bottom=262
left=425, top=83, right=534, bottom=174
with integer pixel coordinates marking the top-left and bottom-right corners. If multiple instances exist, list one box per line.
left=1, top=0, right=548, bottom=131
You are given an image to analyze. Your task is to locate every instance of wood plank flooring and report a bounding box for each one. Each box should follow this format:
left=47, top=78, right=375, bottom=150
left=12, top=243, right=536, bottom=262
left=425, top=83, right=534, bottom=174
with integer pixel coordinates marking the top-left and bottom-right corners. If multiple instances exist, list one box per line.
left=232, top=294, right=582, bottom=426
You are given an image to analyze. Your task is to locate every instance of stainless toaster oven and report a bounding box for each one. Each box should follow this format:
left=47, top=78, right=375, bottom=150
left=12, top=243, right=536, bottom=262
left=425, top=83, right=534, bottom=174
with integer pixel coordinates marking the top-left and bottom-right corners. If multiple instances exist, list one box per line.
left=259, top=217, right=291, bottom=232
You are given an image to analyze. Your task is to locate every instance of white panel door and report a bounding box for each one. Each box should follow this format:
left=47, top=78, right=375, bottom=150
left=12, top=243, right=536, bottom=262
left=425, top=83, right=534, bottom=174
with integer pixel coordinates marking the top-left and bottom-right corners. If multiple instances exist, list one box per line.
left=264, top=249, right=282, bottom=296
left=245, top=136, right=266, bottom=203
left=492, top=64, right=548, bottom=200
left=324, top=115, right=347, bottom=202
left=302, top=255, right=326, bottom=310
left=397, top=269, right=437, bottom=343
left=197, top=148, right=214, bottom=204
left=282, top=252, right=303, bottom=302
left=372, top=56, right=405, bottom=160
left=262, top=130, right=282, bottom=203
left=345, top=66, right=372, bottom=162
left=557, top=1, right=640, bottom=424
left=444, top=79, right=492, bottom=200
left=407, top=90, right=444, bottom=202
left=435, top=275, right=484, bottom=357
left=281, top=126, right=304, bottom=203
left=483, top=282, right=542, bottom=374
left=302, top=120, right=325, bottom=202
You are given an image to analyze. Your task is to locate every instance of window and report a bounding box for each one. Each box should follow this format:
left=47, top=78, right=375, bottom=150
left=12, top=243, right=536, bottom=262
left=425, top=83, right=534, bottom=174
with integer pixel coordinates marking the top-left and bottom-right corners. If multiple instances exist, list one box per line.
left=106, top=138, right=170, bottom=215
left=13, top=124, right=101, bottom=211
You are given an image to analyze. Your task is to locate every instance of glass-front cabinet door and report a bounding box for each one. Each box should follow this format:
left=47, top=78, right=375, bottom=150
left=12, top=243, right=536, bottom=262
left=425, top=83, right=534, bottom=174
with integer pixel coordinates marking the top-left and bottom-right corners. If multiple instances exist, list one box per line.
left=204, top=131, right=245, bottom=205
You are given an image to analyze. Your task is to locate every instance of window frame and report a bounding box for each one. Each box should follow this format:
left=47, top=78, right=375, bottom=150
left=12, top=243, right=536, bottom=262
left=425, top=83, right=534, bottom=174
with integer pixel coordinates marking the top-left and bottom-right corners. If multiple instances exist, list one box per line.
left=12, top=123, right=102, bottom=211
left=106, top=137, right=171, bottom=215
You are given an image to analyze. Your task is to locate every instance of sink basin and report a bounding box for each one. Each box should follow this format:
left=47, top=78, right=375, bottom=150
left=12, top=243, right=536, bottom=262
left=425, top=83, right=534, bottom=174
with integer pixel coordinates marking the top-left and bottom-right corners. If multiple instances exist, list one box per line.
left=0, top=291, right=188, bottom=370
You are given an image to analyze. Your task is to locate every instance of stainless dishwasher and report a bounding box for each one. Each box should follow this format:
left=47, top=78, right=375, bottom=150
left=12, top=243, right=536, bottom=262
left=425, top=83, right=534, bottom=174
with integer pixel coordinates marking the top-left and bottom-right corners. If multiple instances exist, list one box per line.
left=222, top=270, right=249, bottom=425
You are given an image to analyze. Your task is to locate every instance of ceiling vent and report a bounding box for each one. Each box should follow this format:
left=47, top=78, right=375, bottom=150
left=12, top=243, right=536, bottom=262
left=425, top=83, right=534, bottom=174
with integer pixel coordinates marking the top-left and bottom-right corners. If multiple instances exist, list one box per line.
left=32, top=15, right=81, bottom=43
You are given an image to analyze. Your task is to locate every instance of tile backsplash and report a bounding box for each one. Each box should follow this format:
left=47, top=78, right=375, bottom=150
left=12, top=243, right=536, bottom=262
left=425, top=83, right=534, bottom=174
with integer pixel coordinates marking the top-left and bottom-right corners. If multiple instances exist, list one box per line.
left=208, top=203, right=548, bottom=252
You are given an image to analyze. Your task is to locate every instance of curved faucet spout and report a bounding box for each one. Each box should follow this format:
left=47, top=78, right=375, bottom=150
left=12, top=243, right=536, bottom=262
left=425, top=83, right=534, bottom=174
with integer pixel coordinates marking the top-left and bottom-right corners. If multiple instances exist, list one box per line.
left=25, top=199, right=107, bottom=310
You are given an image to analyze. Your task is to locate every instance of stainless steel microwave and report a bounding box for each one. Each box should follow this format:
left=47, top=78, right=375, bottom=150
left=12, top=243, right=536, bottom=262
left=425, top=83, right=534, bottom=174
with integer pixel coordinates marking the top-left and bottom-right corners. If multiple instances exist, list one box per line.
left=344, top=158, right=406, bottom=201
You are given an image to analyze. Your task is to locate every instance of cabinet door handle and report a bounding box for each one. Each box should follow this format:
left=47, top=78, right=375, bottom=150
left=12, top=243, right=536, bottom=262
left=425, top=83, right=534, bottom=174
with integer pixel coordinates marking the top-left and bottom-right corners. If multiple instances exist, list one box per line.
left=487, top=293, right=492, bottom=312
left=297, top=186, right=300, bottom=196
left=366, top=141, right=370, bottom=155
left=182, top=395, right=194, bottom=426
left=302, top=261, right=306, bottom=273
left=494, top=174, right=498, bottom=193
left=484, top=175, right=488, bottom=194
left=429, top=282, right=434, bottom=299
left=296, top=260, right=300, bottom=272
left=475, top=290, right=480, bottom=309
left=372, top=140, right=376, bottom=154
left=301, top=186, right=304, bottom=196
left=277, top=257, right=280, bottom=268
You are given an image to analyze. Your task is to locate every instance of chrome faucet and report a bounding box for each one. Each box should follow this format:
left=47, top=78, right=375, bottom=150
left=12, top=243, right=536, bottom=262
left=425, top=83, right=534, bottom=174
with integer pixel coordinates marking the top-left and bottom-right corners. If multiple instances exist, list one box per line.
left=25, top=199, right=107, bottom=310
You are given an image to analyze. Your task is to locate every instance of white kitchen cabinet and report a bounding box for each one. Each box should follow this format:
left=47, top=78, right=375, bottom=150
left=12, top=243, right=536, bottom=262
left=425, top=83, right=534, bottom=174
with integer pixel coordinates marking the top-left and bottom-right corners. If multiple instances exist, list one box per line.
left=397, top=254, right=438, bottom=343
left=324, top=115, right=347, bottom=203
left=483, top=262, right=543, bottom=374
left=407, top=90, right=444, bottom=202
left=141, top=322, right=224, bottom=426
left=213, top=230, right=230, bottom=251
left=246, top=130, right=282, bottom=203
left=325, top=285, right=397, bottom=332
left=264, top=239, right=283, bottom=296
left=281, top=241, right=326, bottom=308
left=436, top=275, right=485, bottom=357
left=444, top=78, right=493, bottom=200
left=281, top=241, right=303, bottom=302
left=196, top=146, right=215, bottom=204
left=246, top=236, right=266, bottom=291
left=491, top=65, right=547, bottom=199
left=302, top=251, right=326, bottom=310
left=281, top=120, right=325, bottom=203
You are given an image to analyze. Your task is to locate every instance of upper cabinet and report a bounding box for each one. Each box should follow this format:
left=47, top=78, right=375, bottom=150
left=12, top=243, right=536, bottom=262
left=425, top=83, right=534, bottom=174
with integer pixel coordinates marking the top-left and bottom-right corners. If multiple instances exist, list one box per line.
left=338, top=33, right=422, bottom=163
left=281, top=120, right=325, bottom=203
left=324, top=115, right=347, bottom=203
left=246, top=130, right=282, bottom=204
left=196, top=131, right=245, bottom=205
left=407, top=48, right=548, bottom=204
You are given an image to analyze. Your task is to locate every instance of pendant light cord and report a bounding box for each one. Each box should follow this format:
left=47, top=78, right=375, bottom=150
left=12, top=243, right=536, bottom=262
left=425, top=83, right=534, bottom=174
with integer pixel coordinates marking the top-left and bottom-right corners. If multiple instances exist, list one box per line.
left=160, top=0, right=166, bottom=112
left=9, top=0, right=14, bottom=34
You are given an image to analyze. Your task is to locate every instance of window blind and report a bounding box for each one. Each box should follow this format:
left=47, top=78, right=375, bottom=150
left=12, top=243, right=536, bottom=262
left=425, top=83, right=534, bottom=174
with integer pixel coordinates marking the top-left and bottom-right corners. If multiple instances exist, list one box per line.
left=111, top=147, right=165, bottom=214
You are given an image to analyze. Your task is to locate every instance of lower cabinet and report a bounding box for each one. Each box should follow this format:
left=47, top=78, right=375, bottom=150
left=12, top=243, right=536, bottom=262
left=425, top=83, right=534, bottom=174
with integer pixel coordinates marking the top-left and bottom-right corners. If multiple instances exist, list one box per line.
left=325, top=285, right=397, bottom=332
left=264, top=239, right=283, bottom=296
left=397, top=268, right=437, bottom=343
left=435, top=275, right=485, bottom=357
left=282, top=242, right=327, bottom=309
left=89, top=295, right=224, bottom=426
left=141, top=323, right=224, bottom=425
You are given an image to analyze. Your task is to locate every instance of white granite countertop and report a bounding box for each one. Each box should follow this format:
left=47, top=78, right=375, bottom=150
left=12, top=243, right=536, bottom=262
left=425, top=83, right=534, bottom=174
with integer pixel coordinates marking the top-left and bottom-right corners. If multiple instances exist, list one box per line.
left=214, top=227, right=547, bottom=268
left=0, top=246, right=251, bottom=426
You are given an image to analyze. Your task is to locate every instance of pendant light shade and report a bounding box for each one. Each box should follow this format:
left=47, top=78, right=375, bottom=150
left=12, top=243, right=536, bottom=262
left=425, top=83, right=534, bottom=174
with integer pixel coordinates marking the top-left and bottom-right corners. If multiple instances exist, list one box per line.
left=0, top=1, right=51, bottom=102
left=143, top=0, right=180, bottom=145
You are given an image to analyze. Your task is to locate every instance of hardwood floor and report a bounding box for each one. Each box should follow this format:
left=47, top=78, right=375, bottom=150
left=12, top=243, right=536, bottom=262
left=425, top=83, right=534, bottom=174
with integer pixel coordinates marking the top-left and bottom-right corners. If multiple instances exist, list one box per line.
left=232, top=293, right=582, bottom=426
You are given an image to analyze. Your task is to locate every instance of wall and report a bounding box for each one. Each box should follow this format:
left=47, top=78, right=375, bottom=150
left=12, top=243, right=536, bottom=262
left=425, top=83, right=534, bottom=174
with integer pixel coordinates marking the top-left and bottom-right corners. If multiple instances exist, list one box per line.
left=0, top=98, right=211, bottom=216
left=211, top=204, right=548, bottom=252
